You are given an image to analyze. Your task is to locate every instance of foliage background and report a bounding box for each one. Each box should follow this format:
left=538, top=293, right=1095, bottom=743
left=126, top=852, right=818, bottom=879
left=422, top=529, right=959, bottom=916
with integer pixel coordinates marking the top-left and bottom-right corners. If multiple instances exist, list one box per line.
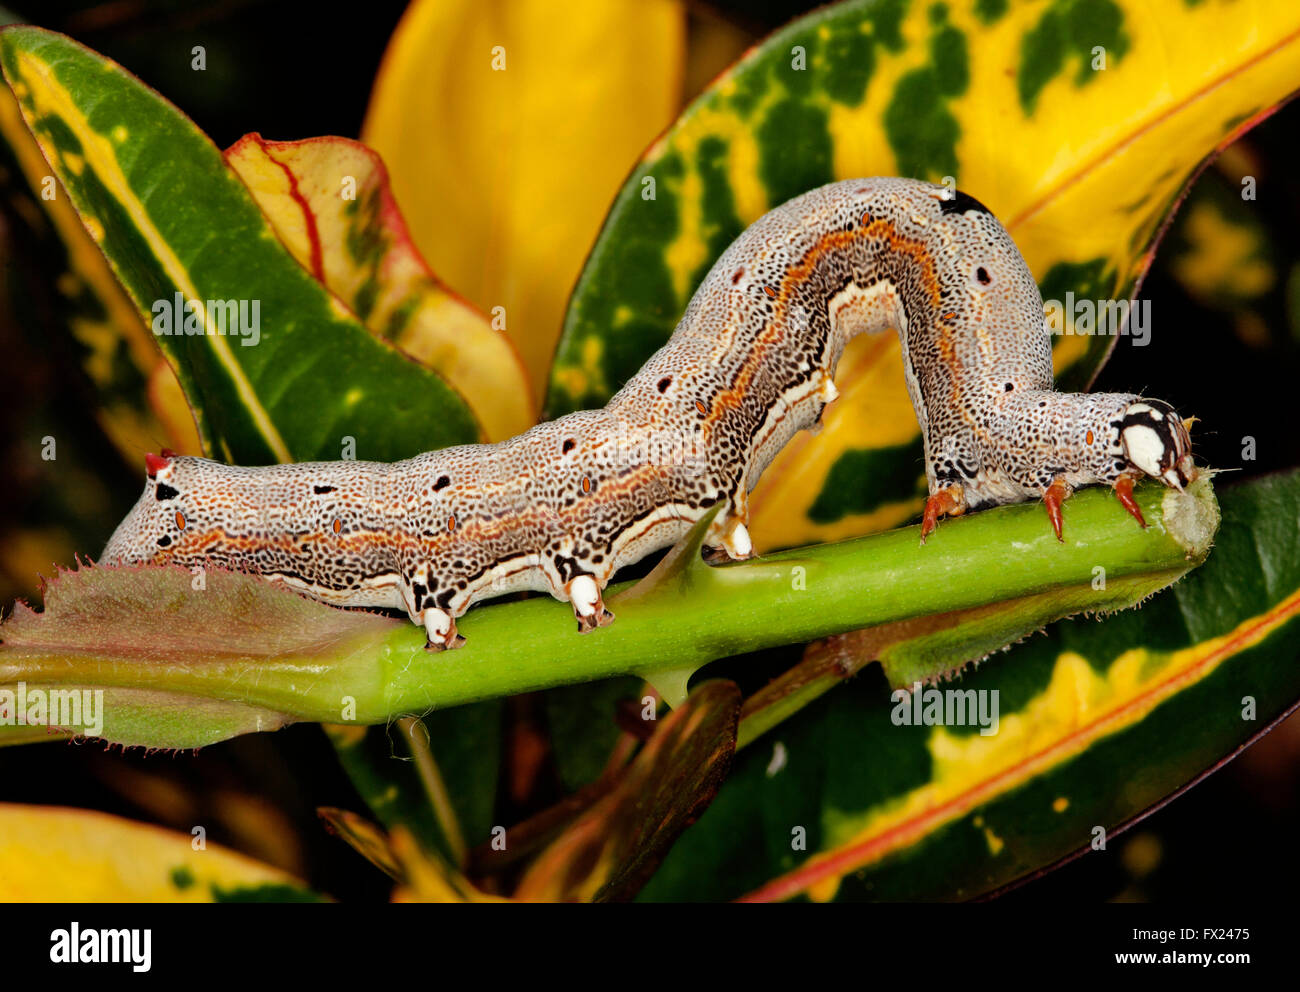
left=0, top=0, right=1297, bottom=900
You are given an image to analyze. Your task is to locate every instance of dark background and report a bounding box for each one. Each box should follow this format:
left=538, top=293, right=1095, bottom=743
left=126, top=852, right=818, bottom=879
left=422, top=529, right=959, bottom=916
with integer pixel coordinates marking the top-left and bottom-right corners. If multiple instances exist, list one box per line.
left=0, top=0, right=1297, bottom=902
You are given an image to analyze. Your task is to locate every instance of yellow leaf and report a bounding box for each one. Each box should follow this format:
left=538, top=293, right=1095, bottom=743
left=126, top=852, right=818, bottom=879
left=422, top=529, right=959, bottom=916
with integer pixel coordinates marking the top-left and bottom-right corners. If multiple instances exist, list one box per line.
left=0, top=803, right=313, bottom=901
left=362, top=0, right=686, bottom=401
left=388, top=827, right=511, bottom=903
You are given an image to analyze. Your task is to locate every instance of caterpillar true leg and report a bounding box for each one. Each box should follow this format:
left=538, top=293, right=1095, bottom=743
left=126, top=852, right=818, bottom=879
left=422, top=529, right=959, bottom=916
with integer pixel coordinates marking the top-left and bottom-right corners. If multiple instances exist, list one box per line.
left=920, top=484, right=967, bottom=543
left=1041, top=477, right=1074, bottom=543
left=1113, top=472, right=1147, bottom=528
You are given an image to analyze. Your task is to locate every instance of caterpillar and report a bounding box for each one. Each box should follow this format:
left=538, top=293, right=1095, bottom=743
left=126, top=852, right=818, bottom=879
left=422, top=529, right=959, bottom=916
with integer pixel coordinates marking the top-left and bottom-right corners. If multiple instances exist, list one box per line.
left=102, top=177, right=1198, bottom=650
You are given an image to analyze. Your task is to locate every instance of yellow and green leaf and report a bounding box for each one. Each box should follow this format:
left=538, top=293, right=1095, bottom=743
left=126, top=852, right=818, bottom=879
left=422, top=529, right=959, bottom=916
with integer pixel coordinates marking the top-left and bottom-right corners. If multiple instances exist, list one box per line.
left=548, top=0, right=1300, bottom=551
left=361, top=0, right=687, bottom=400
left=225, top=133, right=534, bottom=442
left=0, top=26, right=479, bottom=464
left=0, top=82, right=201, bottom=460
left=0, top=803, right=321, bottom=901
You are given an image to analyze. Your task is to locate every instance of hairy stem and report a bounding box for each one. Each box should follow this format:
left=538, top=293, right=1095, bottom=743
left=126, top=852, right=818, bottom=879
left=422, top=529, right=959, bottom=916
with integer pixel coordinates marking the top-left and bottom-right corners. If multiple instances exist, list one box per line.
left=0, top=479, right=1218, bottom=749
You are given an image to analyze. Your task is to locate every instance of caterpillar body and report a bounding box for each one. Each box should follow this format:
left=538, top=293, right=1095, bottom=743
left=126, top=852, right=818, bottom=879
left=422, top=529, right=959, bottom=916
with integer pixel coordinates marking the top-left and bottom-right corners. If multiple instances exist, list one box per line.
left=103, top=177, right=1198, bottom=650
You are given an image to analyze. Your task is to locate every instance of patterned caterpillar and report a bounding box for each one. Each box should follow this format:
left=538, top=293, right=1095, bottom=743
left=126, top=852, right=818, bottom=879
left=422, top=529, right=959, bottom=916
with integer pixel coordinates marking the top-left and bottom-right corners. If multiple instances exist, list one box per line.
left=102, top=177, right=1198, bottom=650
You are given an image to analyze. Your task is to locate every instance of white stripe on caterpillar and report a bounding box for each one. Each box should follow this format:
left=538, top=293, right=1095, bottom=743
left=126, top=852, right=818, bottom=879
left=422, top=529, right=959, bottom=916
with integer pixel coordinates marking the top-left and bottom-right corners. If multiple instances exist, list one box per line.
left=102, top=178, right=1198, bottom=650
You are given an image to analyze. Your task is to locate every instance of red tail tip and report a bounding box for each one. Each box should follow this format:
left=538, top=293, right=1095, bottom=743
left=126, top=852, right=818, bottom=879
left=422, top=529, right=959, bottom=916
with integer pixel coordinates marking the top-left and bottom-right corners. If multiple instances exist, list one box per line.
left=145, top=452, right=172, bottom=476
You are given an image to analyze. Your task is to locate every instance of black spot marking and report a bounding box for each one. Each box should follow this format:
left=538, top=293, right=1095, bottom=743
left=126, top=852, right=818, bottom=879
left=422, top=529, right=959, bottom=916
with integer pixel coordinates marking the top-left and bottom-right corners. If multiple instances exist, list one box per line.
left=731, top=267, right=744, bottom=284
left=156, top=535, right=171, bottom=547
left=314, top=485, right=336, bottom=495
left=436, top=589, right=455, bottom=610
left=1004, top=382, right=1014, bottom=392
left=976, top=266, right=991, bottom=284
left=938, top=189, right=992, bottom=217
left=433, top=475, right=451, bottom=491
left=155, top=483, right=179, bottom=501
left=553, top=554, right=582, bottom=583
left=657, top=376, right=672, bottom=393
left=412, top=581, right=427, bottom=604
left=562, top=438, right=576, bottom=454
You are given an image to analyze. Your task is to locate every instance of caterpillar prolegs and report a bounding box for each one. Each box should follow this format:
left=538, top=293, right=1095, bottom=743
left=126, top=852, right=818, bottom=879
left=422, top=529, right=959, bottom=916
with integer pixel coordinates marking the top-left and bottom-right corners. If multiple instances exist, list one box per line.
left=102, top=177, right=1198, bottom=650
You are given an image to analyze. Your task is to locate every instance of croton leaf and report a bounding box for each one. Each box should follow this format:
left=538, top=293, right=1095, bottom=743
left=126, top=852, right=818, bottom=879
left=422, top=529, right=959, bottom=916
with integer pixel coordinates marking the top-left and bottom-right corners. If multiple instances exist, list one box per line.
left=0, top=25, right=479, bottom=464
left=0, top=803, right=322, bottom=901
left=224, top=133, right=534, bottom=443
left=512, top=679, right=740, bottom=902
left=319, top=808, right=513, bottom=902
left=0, top=82, right=201, bottom=460
left=637, top=469, right=1300, bottom=902
left=547, top=0, right=1300, bottom=551
left=361, top=0, right=686, bottom=398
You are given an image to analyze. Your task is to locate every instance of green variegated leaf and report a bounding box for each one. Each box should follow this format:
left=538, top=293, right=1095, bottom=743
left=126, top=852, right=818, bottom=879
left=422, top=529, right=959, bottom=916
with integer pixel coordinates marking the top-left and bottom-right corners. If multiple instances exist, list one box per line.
left=0, top=26, right=479, bottom=465
left=548, top=0, right=1300, bottom=551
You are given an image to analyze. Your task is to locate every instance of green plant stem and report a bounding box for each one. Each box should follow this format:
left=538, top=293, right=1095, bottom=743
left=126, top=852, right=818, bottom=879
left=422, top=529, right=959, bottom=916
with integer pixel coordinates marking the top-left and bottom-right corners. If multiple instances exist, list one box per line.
left=0, top=480, right=1218, bottom=748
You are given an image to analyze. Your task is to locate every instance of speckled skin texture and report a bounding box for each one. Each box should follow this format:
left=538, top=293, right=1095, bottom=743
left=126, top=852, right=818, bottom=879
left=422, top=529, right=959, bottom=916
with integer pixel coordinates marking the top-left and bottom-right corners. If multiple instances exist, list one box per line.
left=102, top=178, right=1197, bottom=648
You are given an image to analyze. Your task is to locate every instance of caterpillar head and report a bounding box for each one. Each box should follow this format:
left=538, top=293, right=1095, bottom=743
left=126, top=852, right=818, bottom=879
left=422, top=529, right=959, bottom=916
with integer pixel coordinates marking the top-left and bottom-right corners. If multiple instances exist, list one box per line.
left=1119, top=400, right=1197, bottom=490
